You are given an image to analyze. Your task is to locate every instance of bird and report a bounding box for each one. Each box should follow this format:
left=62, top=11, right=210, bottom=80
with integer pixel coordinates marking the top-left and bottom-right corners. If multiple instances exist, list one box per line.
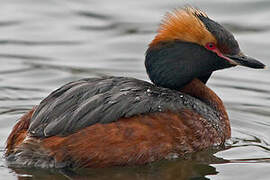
left=5, top=7, right=265, bottom=169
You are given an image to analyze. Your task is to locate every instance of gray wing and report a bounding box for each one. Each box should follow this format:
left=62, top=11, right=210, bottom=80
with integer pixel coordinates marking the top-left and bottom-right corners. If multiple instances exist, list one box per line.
left=28, top=76, right=219, bottom=138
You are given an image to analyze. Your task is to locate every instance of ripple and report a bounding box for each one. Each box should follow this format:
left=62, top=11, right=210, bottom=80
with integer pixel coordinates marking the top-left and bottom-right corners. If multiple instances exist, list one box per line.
left=215, top=84, right=270, bottom=93
left=0, top=107, right=32, bottom=115
left=0, top=54, right=52, bottom=61
left=75, top=10, right=112, bottom=20
left=0, top=86, right=44, bottom=92
left=0, top=40, right=83, bottom=46
left=0, top=67, right=33, bottom=75
left=223, top=23, right=270, bottom=33
left=78, top=21, right=154, bottom=35
left=0, top=21, right=21, bottom=27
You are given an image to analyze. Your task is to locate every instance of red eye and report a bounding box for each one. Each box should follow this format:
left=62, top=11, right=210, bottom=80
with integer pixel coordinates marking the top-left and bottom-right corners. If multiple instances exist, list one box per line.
left=206, top=42, right=216, bottom=50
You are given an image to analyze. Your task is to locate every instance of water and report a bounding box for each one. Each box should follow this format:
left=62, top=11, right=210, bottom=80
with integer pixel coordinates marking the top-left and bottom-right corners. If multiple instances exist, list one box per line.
left=0, top=0, right=270, bottom=179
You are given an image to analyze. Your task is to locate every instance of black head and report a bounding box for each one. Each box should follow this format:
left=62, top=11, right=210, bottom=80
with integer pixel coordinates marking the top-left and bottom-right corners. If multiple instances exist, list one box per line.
left=145, top=7, right=265, bottom=90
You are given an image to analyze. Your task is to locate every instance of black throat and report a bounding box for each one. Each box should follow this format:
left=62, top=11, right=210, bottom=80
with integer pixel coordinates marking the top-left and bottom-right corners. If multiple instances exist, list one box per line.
left=145, top=41, right=233, bottom=90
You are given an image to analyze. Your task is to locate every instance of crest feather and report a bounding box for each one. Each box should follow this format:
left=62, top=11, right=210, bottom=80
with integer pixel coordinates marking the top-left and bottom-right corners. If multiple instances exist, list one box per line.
left=184, top=6, right=208, bottom=18
left=150, top=7, right=216, bottom=47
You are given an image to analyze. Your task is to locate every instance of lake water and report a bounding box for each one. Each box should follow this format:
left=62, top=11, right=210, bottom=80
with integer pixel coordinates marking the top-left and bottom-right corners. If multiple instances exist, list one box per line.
left=0, top=0, right=270, bottom=179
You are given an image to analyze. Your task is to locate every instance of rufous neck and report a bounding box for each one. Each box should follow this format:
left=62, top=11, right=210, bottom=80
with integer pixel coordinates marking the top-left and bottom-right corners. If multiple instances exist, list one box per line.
left=180, top=78, right=231, bottom=138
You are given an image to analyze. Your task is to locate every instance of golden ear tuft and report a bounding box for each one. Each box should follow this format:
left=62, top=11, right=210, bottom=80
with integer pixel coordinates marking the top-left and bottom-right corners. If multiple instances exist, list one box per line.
left=184, top=6, right=208, bottom=18
left=150, top=7, right=216, bottom=47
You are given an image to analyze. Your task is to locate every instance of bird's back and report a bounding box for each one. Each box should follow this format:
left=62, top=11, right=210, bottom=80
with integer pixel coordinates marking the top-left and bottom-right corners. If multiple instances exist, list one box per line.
left=29, top=76, right=223, bottom=138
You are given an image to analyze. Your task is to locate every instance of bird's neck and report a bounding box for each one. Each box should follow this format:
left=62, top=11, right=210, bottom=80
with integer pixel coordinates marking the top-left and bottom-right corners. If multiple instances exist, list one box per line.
left=180, top=78, right=231, bottom=138
left=145, top=41, right=227, bottom=90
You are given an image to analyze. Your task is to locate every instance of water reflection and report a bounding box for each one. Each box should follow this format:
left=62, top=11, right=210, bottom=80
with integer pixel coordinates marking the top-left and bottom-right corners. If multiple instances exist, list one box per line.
left=10, top=148, right=225, bottom=180
left=10, top=146, right=268, bottom=180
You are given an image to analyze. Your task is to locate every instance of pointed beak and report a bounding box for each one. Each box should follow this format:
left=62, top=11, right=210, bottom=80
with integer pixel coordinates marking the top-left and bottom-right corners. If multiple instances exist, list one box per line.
left=226, top=52, right=266, bottom=69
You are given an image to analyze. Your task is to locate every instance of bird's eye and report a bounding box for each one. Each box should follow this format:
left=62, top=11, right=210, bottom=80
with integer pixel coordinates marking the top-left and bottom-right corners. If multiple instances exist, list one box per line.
left=205, top=42, right=216, bottom=50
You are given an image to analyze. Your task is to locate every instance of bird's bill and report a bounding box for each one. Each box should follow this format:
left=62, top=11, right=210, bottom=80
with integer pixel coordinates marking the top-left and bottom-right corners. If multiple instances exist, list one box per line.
left=226, top=52, right=266, bottom=69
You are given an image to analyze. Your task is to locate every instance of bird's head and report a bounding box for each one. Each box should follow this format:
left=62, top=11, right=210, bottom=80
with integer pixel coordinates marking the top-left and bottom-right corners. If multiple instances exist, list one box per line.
left=145, top=7, right=265, bottom=90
